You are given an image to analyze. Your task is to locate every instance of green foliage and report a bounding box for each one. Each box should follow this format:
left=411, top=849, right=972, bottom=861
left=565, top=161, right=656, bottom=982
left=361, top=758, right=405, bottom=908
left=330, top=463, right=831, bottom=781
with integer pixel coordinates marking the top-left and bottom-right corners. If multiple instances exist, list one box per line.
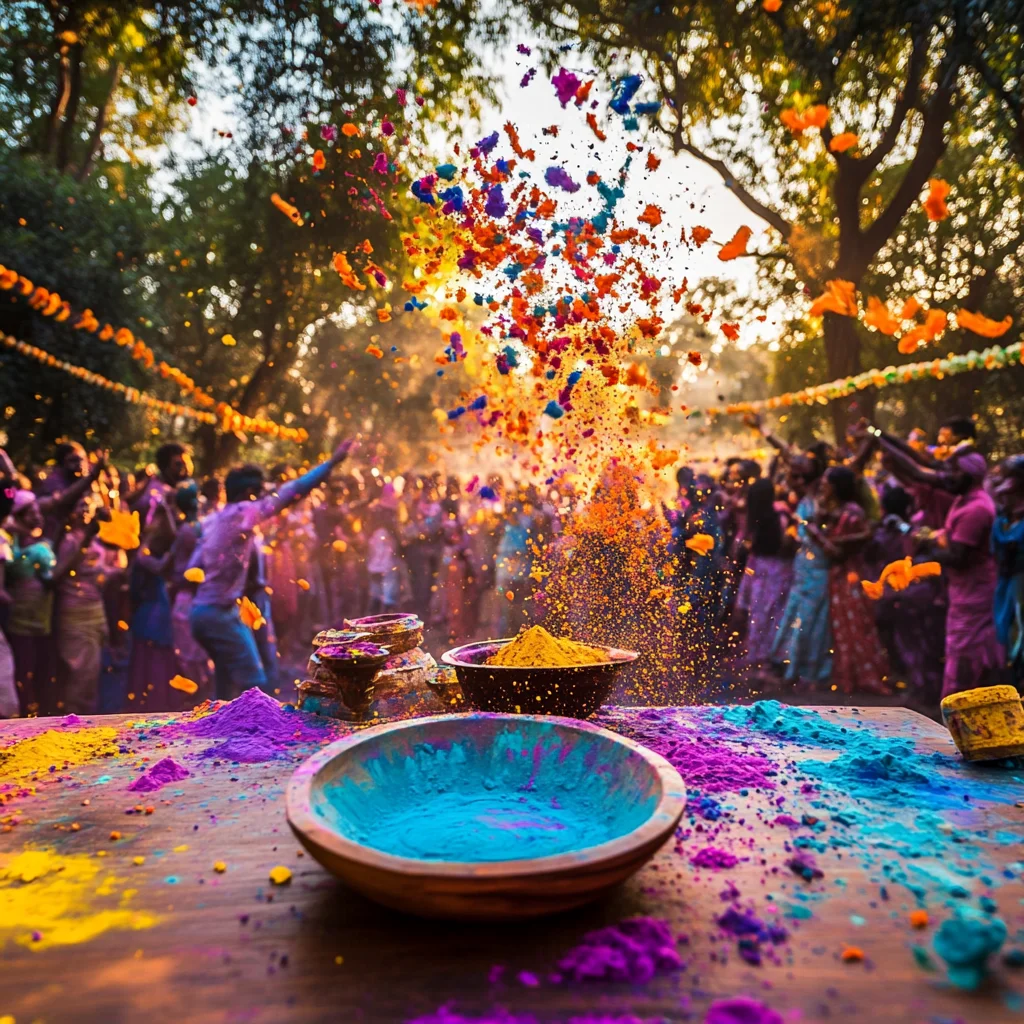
left=0, top=153, right=156, bottom=464
left=0, top=0, right=501, bottom=469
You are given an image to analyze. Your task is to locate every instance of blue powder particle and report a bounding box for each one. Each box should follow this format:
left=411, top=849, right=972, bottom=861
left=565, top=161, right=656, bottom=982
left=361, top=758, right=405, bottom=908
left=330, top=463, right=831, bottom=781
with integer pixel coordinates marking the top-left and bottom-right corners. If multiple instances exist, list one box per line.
left=543, top=400, right=565, bottom=419
left=934, top=908, right=1007, bottom=990
left=609, top=73, right=642, bottom=114
left=435, top=163, right=458, bottom=181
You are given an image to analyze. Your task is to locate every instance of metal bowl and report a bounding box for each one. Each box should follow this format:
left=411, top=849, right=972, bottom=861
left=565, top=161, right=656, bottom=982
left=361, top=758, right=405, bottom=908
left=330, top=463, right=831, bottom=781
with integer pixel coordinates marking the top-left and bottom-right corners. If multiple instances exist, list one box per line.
left=286, top=712, right=685, bottom=919
left=441, top=638, right=638, bottom=719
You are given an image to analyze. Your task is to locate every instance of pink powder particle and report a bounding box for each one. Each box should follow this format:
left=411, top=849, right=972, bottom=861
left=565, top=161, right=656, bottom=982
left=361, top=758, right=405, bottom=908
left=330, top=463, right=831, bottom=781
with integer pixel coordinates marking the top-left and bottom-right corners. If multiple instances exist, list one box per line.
left=550, top=916, right=682, bottom=984
left=705, top=997, right=784, bottom=1024
left=127, top=757, right=190, bottom=793
left=690, top=847, right=739, bottom=870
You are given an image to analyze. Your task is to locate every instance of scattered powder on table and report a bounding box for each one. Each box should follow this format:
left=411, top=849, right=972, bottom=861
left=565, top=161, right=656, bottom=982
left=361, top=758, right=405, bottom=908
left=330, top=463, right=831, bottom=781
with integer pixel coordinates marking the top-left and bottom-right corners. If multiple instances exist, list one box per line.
left=933, top=908, right=1007, bottom=990
left=0, top=849, right=158, bottom=950
left=691, top=847, right=739, bottom=870
left=201, top=735, right=289, bottom=763
left=487, top=625, right=608, bottom=667
left=613, top=709, right=778, bottom=794
left=549, top=916, right=682, bottom=984
left=705, top=997, right=784, bottom=1024
left=0, top=726, right=119, bottom=781
left=407, top=1011, right=657, bottom=1024
left=716, top=907, right=788, bottom=966
left=127, top=757, right=190, bottom=792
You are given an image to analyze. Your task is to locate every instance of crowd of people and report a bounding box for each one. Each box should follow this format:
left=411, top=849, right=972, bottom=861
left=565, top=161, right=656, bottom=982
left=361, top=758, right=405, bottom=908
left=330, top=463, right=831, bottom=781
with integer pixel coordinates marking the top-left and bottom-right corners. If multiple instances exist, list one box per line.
left=1, top=412, right=1022, bottom=719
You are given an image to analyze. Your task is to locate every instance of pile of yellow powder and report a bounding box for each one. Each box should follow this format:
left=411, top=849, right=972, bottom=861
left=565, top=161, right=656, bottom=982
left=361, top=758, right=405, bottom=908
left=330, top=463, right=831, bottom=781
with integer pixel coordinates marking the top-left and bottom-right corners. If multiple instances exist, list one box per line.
left=487, top=626, right=609, bottom=668
left=0, top=727, right=119, bottom=782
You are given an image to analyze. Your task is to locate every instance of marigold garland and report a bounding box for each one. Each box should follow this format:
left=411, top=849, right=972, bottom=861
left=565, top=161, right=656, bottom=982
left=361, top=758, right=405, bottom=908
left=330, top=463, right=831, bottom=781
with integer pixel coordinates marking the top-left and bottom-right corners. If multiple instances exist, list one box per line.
left=0, top=264, right=308, bottom=444
left=697, top=339, right=1024, bottom=419
left=1, top=334, right=308, bottom=443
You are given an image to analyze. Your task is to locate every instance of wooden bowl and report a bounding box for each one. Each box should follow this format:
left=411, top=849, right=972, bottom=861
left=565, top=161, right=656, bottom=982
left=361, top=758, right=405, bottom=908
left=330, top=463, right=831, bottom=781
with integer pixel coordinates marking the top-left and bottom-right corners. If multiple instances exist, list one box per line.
left=286, top=713, right=685, bottom=920
left=441, top=639, right=638, bottom=719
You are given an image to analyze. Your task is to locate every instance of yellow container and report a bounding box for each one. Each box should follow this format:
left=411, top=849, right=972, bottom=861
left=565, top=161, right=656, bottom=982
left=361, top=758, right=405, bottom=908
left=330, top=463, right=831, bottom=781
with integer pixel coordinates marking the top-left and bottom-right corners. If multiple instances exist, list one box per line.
left=940, top=685, right=1024, bottom=761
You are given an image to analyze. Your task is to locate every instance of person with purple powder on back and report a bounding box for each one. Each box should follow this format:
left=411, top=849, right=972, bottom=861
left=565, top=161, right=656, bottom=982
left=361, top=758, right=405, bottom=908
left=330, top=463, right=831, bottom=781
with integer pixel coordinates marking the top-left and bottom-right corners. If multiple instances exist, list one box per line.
left=875, top=437, right=1004, bottom=696
left=188, top=438, right=357, bottom=700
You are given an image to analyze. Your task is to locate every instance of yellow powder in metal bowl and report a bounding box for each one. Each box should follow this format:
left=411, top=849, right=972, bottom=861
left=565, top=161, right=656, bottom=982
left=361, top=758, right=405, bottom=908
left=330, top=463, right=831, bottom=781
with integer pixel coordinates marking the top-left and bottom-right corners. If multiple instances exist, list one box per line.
left=486, top=626, right=610, bottom=668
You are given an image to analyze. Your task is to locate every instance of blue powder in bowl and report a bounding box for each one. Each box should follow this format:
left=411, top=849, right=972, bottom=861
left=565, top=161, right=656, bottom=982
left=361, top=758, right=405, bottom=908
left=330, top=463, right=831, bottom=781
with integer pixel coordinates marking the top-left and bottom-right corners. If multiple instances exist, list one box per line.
left=314, top=720, right=660, bottom=862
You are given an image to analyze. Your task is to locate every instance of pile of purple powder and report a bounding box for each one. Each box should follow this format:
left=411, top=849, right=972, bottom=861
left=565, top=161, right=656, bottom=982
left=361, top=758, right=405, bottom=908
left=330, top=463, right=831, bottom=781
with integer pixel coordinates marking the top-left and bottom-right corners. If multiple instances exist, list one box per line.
left=127, top=757, right=190, bottom=792
left=178, top=687, right=332, bottom=763
left=549, top=916, right=683, bottom=984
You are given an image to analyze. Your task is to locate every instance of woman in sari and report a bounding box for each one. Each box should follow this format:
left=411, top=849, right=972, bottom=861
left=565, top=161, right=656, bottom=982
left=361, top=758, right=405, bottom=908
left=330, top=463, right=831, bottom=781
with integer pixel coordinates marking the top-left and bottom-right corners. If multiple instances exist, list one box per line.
left=739, top=478, right=796, bottom=672
left=805, top=466, right=891, bottom=695
left=770, top=455, right=832, bottom=687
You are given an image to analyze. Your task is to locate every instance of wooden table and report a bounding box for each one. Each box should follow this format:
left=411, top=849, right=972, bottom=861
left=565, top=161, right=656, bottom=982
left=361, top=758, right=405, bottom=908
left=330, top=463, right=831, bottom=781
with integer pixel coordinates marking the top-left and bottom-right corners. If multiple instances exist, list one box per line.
left=1, top=705, right=1022, bottom=1023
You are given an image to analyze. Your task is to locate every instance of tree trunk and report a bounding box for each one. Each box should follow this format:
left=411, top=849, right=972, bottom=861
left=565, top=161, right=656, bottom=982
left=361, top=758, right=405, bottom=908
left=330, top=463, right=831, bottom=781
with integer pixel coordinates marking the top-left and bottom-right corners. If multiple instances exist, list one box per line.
left=207, top=355, right=285, bottom=471
left=56, top=42, right=84, bottom=172
left=75, top=61, right=121, bottom=182
left=44, top=44, right=73, bottom=159
left=821, top=313, right=866, bottom=442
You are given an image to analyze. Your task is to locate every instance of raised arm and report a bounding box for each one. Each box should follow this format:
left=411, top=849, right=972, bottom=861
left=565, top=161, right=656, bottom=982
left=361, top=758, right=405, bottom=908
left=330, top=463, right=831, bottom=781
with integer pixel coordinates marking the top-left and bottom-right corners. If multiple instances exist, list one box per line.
left=875, top=436, right=945, bottom=489
left=745, top=413, right=794, bottom=463
left=39, top=452, right=106, bottom=517
left=874, top=428, right=939, bottom=469
left=258, top=439, right=357, bottom=522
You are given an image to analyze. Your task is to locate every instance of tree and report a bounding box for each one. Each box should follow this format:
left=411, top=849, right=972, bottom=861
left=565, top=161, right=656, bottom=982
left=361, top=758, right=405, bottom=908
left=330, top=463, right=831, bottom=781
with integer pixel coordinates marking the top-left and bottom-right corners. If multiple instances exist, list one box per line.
left=0, top=153, right=156, bottom=465
left=1, top=0, right=502, bottom=469
left=519, top=0, right=1024, bottom=438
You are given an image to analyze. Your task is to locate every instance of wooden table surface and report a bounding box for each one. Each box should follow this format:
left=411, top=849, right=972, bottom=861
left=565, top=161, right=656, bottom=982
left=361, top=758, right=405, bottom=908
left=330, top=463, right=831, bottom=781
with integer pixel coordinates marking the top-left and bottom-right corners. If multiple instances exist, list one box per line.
left=1, top=704, right=1022, bottom=1023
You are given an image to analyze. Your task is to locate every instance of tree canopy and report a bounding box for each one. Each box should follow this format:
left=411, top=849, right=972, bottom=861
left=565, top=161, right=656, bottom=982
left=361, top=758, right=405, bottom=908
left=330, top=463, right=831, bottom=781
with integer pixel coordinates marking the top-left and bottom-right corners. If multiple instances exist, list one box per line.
left=518, top=0, right=1024, bottom=438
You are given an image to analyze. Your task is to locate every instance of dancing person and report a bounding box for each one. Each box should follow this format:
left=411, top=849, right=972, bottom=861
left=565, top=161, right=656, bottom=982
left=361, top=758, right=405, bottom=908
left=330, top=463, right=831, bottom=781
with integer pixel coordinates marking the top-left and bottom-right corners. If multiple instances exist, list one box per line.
left=879, top=442, right=1004, bottom=696
left=128, top=442, right=193, bottom=527
left=167, top=483, right=212, bottom=701
left=992, top=456, right=1024, bottom=686
left=128, top=498, right=179, bottom=708
left=805, top=466, right=891, bottom=695
left=188, top=439, right=356, bottom=701
left=863, top=485, right=945, bottom=705
left=6, top=459, right=105, bottom=713
left=736, top=477, right=796, bottom=674
left=53, top=498, right=127, bottom=714
left=0, top=478, right=19, bottom=717
left=769, top=454, right=832, bottom=688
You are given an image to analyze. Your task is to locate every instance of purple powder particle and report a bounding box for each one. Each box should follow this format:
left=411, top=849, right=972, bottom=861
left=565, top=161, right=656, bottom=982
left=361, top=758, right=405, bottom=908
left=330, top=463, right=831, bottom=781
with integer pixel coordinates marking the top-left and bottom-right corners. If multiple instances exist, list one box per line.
left=690, top=847, right=739, bottom=870
left=320, top=124, right=337, bottom=142
left=127, top=757, right=190, bottom=793
left=544, top=166, right=581, bottom=193
left=705, top=997, right=784, bottom=1024
left=484, top=185, right=507, bottom=219
left=550, top=916, right=682, bottom=984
